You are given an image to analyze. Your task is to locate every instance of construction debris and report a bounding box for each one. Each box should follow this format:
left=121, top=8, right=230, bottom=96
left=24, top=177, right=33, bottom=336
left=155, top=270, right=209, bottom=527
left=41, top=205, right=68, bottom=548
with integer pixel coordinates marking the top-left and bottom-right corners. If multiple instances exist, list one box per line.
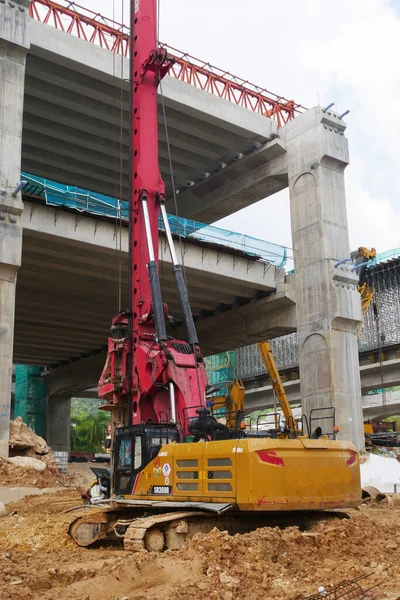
left=302, top=573, right=378, bottom=600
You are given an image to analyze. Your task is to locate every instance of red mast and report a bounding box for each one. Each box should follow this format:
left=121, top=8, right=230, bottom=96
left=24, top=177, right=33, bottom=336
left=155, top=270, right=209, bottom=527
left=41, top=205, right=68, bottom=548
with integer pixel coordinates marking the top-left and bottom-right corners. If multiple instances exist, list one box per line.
left=99, top=0, right=208, bottom=437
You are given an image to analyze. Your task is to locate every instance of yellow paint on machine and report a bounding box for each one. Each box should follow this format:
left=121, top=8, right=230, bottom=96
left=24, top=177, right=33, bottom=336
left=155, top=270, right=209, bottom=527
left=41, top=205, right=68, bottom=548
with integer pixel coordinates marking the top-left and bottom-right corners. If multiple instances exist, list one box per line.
left=124, top=437, right=361, bottom=511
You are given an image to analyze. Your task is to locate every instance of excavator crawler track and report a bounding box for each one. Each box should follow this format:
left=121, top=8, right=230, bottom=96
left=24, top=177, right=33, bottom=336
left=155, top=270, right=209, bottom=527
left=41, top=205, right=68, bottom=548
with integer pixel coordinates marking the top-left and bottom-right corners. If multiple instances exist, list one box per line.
left=69, top=507, right=350, bottom=551
left=122, top=510, right=337, bottom=552
left=123, top=511, right=212, bottom=551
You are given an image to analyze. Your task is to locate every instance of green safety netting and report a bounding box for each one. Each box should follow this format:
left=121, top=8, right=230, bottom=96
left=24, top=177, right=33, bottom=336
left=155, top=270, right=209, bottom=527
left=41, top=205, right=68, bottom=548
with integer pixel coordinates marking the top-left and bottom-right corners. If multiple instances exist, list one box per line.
left=205, top=351, right=237, bottom=403
left=22, top=173, right=287, bottom=267
left=14, top=366, right=46, bottom=438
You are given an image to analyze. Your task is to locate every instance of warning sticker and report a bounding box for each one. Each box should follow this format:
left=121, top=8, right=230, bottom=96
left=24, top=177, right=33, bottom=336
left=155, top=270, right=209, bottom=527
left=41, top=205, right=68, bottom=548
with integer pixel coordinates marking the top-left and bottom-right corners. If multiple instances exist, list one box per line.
left=162, top=462, right=171, bottom=477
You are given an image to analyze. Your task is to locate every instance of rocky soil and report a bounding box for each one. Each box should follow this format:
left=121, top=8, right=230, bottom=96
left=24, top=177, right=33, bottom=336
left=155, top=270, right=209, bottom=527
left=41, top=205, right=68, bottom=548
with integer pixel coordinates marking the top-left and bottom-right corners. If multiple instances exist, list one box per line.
left=0, top=490, right=399, bottom=600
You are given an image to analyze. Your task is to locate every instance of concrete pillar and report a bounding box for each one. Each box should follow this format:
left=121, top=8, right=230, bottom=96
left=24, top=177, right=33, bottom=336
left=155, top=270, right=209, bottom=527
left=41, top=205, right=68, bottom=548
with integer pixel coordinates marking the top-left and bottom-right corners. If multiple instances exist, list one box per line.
left=0, top=1, right=30, bottom=458
left=46, top=395, right=71, bottom=453
left=285, top=107, right=364, bottom=448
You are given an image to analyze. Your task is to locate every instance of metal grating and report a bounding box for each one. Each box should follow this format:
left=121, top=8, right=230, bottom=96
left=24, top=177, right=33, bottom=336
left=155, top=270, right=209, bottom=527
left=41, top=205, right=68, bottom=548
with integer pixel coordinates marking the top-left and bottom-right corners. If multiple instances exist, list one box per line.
left=358, top=256, right=400, bottom=352
left=237, top=257, right=400, bottom=380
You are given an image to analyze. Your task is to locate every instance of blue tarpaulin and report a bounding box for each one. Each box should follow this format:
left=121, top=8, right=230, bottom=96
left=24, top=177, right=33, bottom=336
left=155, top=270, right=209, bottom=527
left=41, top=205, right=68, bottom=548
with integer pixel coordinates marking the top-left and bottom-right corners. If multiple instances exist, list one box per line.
left=22, top=172, right=287, bottom=267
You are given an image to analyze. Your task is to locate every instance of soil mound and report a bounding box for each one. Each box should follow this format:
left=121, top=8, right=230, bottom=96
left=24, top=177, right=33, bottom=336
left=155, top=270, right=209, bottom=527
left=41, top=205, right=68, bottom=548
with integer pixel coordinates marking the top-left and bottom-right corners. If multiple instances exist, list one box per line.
left=0, top=495, right=398, bottom=600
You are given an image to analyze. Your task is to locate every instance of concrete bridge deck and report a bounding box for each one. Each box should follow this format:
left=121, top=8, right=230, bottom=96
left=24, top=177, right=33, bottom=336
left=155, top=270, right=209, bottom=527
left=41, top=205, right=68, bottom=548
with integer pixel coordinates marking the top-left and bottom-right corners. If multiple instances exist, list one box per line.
left=16, top=198, right=295, bottom=366
left=24, top=19, right=287, bottom=223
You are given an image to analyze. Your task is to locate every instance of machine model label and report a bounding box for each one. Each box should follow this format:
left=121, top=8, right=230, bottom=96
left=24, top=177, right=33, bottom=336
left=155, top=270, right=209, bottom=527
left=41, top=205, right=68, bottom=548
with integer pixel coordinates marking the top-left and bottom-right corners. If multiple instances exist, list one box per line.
left=162, top=463, right=171, bottom=477
left=150, top=485, right=172, bottom=495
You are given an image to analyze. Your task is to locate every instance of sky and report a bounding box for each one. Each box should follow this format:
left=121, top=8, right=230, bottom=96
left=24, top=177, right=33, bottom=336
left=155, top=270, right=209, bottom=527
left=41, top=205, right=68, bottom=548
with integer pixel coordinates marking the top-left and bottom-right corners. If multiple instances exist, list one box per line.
left=79, top=0, right=399, bottom=257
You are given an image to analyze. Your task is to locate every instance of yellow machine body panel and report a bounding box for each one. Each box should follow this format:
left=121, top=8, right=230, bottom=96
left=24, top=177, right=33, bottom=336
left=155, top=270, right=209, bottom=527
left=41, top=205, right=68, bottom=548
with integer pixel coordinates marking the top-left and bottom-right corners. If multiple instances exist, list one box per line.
left=125, top=437, right=361, bottom=511
left=364, top=422, right=374, bottom=434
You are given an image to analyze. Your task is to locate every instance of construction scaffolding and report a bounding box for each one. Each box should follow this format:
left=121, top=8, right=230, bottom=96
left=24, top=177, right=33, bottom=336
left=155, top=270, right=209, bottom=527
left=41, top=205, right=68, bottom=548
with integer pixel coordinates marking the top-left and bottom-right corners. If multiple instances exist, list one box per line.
left=358, top=255, right=400, bottom=352
left=237, top=334, right=298, bottom=380
left=14, top=366, right=46, bottom=438
left=204, top=351, right=237, bottom=397
left=237, top=254, right=400, bottom=380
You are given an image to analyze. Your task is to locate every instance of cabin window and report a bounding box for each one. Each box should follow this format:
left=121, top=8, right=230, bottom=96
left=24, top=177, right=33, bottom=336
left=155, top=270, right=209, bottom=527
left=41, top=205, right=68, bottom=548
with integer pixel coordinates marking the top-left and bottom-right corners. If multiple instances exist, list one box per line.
left=118, top=438, right=132, bottom=469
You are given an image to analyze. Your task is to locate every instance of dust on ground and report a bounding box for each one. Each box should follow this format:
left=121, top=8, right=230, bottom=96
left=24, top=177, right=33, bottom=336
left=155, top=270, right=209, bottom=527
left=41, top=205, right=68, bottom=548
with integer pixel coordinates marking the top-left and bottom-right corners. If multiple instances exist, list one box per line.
left=0, top=491, right=399, bottom=600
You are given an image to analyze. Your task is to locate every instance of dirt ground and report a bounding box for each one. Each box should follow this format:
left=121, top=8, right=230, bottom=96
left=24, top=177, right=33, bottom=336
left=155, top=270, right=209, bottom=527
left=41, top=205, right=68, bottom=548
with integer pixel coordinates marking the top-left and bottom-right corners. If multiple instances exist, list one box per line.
left=67, top=462, right=110, bottom=487
left=0, top=488, right=399, bottom=600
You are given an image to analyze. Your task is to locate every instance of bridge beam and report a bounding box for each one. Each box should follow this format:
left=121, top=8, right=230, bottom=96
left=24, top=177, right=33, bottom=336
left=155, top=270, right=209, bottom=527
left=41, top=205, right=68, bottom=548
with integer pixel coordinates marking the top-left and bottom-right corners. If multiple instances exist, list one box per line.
left=285, top=107, right=364, bottom=448
left=0, top=1, right=30, bottom=458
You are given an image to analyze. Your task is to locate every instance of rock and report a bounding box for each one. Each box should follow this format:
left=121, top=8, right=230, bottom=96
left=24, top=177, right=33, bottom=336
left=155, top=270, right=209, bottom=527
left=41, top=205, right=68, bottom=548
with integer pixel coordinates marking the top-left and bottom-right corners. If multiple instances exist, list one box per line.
left=0, top=501, right=6, bottom=517
left=386, top=541, right=398, bottom=550
left=219, top=572, right=240, bottom=587
left=7, top=456, right=47, bottom=472
left=9, top=417, right=49, bottom=455
left=196, top=583, right=208, bottom=591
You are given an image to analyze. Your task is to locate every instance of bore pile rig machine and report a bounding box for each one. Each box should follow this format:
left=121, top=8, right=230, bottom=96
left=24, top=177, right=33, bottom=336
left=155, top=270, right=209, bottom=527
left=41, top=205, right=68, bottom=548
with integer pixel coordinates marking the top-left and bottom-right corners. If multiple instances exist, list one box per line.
left=69, top=0, right=361, bottom=551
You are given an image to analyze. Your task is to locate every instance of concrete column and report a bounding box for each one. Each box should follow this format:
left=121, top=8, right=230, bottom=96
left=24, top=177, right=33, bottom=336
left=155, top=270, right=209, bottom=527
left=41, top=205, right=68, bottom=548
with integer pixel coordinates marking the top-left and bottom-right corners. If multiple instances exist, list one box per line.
left=285, top=107, right=364, bottom=448
left=46, top=395, right=71, bottom=453
left=0, top=1, right=30, bottom=458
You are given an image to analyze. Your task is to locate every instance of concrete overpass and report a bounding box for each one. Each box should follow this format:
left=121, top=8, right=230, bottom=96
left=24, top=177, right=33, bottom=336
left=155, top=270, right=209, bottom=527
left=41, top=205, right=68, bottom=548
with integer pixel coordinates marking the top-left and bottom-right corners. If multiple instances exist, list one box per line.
left=243, top=357, right=400, bottom=414
left=254, top=392, right=400, bottom=428
left=1, top=1, right=365, bottom=453
left=23, top=18, right=287, bottom=223
left=17, top=198, right=295, bottom=366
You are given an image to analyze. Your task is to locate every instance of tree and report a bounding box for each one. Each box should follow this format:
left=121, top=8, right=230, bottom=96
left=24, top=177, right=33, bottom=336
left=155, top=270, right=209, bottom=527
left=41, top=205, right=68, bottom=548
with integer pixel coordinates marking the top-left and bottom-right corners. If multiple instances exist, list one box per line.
left=70, top=399, right=110, bottom=452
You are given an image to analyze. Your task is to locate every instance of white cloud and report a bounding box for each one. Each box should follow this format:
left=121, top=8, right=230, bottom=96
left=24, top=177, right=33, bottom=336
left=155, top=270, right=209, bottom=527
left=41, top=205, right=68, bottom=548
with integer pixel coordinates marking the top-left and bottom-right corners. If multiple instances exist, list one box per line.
left=346, top=185, right=400, bottom=251
left=298, top=0, right=400, bottom=256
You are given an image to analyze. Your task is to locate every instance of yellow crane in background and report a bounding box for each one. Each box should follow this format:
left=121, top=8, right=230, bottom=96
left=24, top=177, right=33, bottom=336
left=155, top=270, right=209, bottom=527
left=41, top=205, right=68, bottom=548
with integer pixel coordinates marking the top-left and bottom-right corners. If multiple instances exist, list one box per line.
left=256, top=341, right=300, bottom=435
left=208, top=341, right=299, bottom=436
left=355, top=247, right=377, bottom=335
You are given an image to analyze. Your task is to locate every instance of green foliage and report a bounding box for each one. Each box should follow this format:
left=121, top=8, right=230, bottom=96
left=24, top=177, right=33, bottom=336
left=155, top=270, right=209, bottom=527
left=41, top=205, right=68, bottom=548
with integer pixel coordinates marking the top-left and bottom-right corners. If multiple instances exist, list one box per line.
left=383, top=415, right=400, bottom=422
left=70, top=398, right=110, bottom=452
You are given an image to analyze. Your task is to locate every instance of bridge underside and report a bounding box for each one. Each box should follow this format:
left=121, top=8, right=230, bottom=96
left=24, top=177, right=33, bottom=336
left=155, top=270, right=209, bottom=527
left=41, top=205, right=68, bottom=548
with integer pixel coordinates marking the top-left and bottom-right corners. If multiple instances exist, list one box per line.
left=15, top=200, right=293, bottom=367
left=24, top=20, right=287, bottom=223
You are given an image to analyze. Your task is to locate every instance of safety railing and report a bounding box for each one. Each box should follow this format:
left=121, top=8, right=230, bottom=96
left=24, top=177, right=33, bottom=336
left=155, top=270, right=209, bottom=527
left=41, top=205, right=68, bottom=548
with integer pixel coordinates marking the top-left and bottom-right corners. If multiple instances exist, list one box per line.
left=29, top=0, right=306, bottom=126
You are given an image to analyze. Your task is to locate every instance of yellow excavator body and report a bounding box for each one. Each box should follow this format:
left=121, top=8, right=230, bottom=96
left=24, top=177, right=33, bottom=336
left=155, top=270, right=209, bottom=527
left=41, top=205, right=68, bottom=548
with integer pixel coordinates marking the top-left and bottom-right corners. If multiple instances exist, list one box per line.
left=210, top=379, right=246, bottom=430
left=123, top=436, right=361, bottom=511
left=69, top=342, right=361, bottom=550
